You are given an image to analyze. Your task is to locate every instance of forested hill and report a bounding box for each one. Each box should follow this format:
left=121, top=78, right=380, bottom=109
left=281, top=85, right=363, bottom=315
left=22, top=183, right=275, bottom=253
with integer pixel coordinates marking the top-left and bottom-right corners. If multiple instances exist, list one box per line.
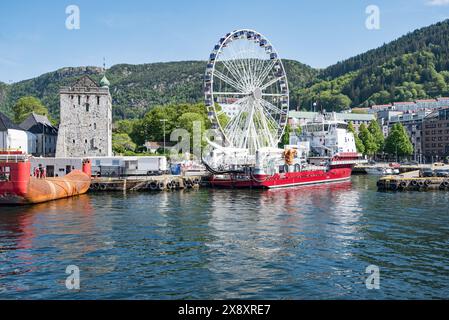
left=323, top=20, right=449, bottom=79
left=295, top=19, right=449, bottom=111
left=0, top=60, right=317, bottom=120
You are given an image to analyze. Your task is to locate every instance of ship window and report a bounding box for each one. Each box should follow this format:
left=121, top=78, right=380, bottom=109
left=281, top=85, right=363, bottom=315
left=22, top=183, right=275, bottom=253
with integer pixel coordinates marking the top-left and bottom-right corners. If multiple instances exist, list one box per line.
left=0, top=166, right=10, bottom=182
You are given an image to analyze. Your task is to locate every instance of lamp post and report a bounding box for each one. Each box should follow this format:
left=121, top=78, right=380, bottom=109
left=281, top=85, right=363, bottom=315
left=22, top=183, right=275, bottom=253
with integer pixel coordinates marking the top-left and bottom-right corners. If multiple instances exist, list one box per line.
left=160, top=119, right=167, bottom=155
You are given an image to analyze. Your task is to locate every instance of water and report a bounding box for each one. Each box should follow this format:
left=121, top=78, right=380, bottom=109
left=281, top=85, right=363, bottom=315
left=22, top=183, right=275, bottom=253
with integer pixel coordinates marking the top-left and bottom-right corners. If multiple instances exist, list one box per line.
left=0, top=176, right=448, bottom=299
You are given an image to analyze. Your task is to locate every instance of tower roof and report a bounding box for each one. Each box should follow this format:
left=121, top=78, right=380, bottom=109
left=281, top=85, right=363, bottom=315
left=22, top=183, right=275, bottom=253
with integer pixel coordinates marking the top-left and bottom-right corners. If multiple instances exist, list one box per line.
left=100, top=75, right=110, bottom=87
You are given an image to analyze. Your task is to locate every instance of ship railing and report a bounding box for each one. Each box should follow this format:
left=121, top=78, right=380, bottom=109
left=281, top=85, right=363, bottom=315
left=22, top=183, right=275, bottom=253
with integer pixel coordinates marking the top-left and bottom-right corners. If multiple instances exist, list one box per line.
left=0, top=154, right=29, bottom=163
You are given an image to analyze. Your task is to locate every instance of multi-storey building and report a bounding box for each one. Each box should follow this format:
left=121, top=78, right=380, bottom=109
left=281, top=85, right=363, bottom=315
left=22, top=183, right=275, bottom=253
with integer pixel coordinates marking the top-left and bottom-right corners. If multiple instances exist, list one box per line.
left=422, top=108, right=449, bottom=162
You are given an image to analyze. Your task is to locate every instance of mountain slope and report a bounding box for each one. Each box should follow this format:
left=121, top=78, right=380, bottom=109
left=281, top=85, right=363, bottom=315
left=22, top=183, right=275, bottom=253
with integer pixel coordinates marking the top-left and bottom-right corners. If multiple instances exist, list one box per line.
left=0, top=60, right=317, bottom=120
left=294, top=19, right=449, bottom=110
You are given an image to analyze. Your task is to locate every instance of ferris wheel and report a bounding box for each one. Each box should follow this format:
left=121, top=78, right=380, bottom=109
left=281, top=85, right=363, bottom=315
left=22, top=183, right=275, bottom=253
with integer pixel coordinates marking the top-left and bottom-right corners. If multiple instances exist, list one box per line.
left=204, top=29, right=289, bottom=155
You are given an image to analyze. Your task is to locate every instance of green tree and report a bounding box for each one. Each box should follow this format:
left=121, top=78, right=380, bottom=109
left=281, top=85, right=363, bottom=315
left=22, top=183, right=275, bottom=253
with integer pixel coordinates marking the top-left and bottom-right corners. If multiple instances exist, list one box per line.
left=384, top=123, right=413, bottom=159
left=13, top=96, right=50, bottom=124
left=348, top=121, right=365, bottom=154
left=112, top=133, right=137, bottom=154
left=358, top=123, right=377, bottom=156
left=368, top=119, right=385, bottom=153
left=114, top=119, right=136, bottom=135
left=280, top=123, right=292, bottom=147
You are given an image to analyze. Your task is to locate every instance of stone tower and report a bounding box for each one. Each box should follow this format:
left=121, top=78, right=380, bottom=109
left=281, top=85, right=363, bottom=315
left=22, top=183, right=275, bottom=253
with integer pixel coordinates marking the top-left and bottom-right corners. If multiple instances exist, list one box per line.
left=55, top=75, right=112, bottom=157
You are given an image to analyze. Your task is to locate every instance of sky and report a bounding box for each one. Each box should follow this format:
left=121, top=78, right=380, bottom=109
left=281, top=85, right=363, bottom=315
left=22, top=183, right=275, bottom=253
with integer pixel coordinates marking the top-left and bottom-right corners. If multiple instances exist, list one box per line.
left=1, top=0, right=449, bottom=83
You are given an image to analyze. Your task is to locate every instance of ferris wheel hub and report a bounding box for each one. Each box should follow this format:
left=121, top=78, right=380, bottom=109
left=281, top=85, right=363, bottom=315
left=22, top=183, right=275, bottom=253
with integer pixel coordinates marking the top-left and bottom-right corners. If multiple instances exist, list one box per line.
left=252, top=87, right=262, bottom=100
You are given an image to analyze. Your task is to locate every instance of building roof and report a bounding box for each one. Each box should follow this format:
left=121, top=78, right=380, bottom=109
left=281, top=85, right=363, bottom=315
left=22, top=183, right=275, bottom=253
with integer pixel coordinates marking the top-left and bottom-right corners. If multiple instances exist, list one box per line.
left=0, top=112, right=23, bottom=131
left=19, top=112, right=58, bottom=134
left=100, top=75, right=110, bottom=87
left=289, top=111, right=375, bottom=122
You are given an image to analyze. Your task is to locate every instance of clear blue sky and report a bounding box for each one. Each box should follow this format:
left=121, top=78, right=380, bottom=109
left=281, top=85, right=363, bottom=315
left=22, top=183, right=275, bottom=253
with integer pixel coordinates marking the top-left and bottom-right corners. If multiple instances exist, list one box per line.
left=1, top=0, right=449, bottom=83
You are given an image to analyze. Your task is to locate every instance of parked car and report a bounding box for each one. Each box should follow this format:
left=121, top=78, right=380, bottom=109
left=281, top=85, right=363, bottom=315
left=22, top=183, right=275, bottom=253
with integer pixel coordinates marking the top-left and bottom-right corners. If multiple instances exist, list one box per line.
left=435, top=169, right=449, bottom=177
left=389, top=162, right=401, bottom=169
left=433, top=162, right=445, bottom=167
left=421, top=168, right=434, bottom=177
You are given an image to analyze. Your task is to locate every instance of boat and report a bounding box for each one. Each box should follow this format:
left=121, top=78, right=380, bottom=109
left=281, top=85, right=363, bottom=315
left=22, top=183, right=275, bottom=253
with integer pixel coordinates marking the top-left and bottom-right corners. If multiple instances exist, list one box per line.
left=207, top=113, right=367, bottom=189
left=0, top=151, right=91, bottom=205
left=365, top=167, right=395, bottom=175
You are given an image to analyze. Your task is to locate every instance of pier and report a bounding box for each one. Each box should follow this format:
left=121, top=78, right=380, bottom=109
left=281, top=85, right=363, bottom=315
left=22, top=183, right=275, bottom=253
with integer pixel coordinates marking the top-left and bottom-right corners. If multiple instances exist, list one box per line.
left=377, top=171, right=449, bottom=191
left=89, top=175, right=204, bottom=192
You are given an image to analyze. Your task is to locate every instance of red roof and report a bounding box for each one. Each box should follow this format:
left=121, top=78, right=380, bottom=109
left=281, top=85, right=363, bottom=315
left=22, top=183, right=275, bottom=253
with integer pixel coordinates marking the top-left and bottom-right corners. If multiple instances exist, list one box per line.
left=416, top=99, right=437, bottom=102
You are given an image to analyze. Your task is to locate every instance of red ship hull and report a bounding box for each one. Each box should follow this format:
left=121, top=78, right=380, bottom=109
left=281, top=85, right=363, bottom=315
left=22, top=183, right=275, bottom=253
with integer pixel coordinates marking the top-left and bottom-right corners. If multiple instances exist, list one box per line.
left=210, top=165, right=353, bottom=189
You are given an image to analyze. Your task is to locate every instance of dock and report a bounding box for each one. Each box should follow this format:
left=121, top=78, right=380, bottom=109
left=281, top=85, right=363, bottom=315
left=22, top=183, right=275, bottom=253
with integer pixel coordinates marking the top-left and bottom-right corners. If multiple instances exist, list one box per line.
left=89, top=175, right=204, bottom=192
left=377, top=171, right=449, bottom=191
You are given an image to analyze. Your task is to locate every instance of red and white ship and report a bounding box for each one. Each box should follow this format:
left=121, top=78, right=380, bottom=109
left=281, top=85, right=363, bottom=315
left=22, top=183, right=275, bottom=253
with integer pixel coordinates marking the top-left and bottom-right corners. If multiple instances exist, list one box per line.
left=206, top=113, right=367, bottom=189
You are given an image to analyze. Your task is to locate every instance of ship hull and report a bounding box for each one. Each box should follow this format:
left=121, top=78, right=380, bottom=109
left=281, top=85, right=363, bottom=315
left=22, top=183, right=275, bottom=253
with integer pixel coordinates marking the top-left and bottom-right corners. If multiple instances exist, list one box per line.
left=0, top=170, right=91, bottom=205
left=210, top=166, right=353, bottom=189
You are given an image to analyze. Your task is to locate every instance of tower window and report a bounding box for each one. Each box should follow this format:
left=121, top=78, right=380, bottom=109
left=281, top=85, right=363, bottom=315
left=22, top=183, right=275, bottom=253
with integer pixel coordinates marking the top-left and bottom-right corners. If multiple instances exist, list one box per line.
left=78, top=95, right=81, bottom=105
left=97, top=96, right=100, bottom=105
left=86, top=103, right=90, bottom=112
left=94, top=123, right=97, bottom=130
left=85, top=139, right=87, bottom=143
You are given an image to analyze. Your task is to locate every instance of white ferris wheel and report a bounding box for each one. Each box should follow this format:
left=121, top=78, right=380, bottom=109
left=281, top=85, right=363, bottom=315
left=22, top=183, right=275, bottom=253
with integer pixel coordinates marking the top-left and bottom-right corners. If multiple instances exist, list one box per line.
left=204, top=29, right=289, bottom=155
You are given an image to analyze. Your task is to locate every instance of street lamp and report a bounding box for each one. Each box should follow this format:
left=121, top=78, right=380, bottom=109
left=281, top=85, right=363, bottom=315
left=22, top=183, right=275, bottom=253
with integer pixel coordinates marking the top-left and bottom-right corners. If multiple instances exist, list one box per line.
left=160, top=119, right=167, bottom=155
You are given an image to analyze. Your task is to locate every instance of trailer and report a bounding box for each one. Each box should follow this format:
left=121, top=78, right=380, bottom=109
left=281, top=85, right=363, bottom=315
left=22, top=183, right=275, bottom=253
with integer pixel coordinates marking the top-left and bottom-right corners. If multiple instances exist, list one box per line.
left=89, top=156, right=168, bottom=177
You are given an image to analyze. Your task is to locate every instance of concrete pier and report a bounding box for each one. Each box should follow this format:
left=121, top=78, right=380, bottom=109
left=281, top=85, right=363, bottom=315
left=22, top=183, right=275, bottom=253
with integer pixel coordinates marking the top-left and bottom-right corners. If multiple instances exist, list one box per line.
left=377, top=172, right=449, bottom=191
left=89, top=175, right=203, bottom=192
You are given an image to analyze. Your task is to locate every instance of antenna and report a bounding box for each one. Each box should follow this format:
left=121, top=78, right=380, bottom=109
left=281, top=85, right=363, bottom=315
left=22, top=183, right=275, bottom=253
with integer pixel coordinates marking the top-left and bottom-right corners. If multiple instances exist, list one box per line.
left=103, top=57, right=106, bottom=73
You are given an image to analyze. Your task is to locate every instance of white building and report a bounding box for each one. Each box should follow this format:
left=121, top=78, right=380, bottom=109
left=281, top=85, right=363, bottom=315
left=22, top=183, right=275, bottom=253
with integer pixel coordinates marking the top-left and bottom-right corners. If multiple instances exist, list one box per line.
left=56, top=75, right=112, bottom=157
left=0, top=112, right=36, bottom=154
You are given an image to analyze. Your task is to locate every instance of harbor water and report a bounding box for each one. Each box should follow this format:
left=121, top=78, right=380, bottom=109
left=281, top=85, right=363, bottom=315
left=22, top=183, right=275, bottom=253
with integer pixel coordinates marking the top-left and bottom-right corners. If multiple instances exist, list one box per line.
left=0, top=176, right=448, bottom=299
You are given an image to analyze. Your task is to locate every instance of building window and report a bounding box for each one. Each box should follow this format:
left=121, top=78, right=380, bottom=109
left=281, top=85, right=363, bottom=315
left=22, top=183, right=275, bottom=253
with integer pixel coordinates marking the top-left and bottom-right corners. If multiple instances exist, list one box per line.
left=73, top=139, right=75, bottom=144
left=97, top=96, right=100, bottom=105
left=86, top=103, right=90, bottom=112
left=85, top=139, right=87, bottom=143
left=78, top=95, right=81, bottom=105
left=94, top=123, right=97, bottom=130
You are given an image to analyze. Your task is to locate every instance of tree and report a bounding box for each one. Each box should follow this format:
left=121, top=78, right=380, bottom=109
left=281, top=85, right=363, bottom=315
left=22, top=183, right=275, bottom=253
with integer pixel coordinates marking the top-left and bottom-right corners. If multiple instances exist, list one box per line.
left=114, top=119, right=136, bottom=135
left=280, top=123, right=292, bottom=147
left=348, top=121, right=365, bottom=154
left=384, top=123, right=413, bottom=159
left=13, top=96, right=50, bottom=124
left=112, top=133, right=137, bottom=154
left=358, top=123, right=377, bottom=156
left=368, top=119, right=385, bottom=153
